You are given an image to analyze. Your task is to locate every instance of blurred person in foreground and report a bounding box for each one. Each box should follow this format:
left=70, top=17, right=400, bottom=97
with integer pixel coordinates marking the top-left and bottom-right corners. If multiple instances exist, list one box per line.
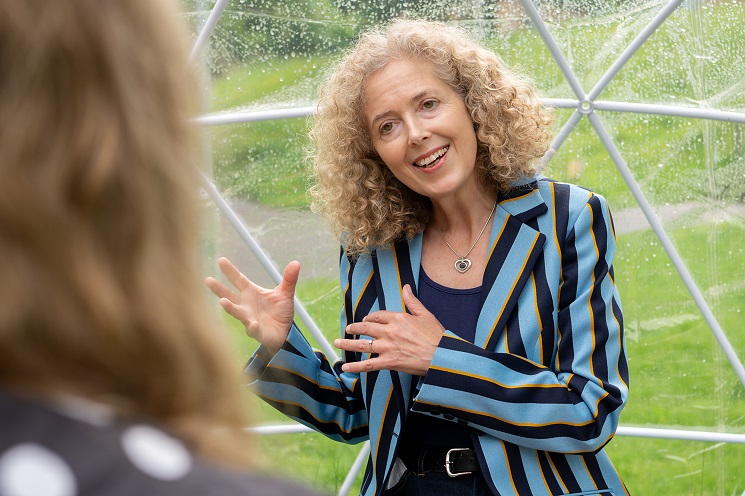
left=208, top=19, right=629, bottom=496
left=0, top=0, right=315, bottom=495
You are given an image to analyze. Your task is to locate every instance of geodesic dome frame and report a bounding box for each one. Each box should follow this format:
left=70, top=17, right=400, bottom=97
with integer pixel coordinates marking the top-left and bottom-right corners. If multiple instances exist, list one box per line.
left=190, top=0, right=745, bottom=493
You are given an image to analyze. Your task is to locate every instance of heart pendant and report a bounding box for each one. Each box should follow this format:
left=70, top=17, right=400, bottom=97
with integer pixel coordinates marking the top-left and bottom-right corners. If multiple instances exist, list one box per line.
left=454, top=258, right=472, bottom=273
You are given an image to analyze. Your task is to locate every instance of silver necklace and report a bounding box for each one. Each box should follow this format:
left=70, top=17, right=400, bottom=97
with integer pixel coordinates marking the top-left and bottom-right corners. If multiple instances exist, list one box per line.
left=435, top=200, right=497, bottom=274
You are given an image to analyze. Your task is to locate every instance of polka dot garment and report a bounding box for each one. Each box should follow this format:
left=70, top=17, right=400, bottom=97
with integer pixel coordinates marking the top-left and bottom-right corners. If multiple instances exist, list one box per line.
left=0, top=390, right=316, bottom=496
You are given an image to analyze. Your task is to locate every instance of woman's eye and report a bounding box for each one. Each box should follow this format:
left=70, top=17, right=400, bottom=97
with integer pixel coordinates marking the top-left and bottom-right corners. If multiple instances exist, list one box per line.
left=422, top=100, right=438, bottom=110
left=379, top=122, right=394, bottom=135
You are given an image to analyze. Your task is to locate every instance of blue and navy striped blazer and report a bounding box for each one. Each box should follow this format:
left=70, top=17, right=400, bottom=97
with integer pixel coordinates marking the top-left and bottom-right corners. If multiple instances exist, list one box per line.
left=247, top=177, right=629, bottom=496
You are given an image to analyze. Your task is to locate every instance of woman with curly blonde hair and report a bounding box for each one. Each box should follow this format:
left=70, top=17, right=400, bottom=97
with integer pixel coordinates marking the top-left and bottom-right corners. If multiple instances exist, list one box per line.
left=309, top=19, right=553, bottom=255
left=210, top=18, right=628, bottom=496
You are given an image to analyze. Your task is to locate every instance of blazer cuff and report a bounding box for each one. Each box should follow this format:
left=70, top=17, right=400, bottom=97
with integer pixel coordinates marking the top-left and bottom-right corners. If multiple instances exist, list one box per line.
left=243, top=323, right=303, bottom=383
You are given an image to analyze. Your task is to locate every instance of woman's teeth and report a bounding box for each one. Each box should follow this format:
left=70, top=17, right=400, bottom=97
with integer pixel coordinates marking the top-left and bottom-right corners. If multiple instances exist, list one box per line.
left=414, top=146, right=448, bottom=168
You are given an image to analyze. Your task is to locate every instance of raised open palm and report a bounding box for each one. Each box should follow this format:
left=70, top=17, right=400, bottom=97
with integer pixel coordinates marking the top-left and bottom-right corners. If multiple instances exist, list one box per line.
left=205, top=257, right=300, bottom=354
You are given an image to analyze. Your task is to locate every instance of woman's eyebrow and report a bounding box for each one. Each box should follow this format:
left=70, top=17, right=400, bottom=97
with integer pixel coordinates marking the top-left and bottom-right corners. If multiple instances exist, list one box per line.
left=370, top=110, right=395, bottom=127
left=370, top=90, right=431, bottom=127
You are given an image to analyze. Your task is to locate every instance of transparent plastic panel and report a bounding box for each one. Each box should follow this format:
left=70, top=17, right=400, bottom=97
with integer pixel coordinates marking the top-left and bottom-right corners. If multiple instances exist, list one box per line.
left=525, top=0, right=745, bottom=107
left=606, top=437, right=745, bottom=494
left=202, top=0, right=352, bottom=111
left=602, top=0, right=745, bottom=109
left=480, top=1, right=572, bottom=97
left=548, top=111, right=629, bottom=205
left=529, top=0, right=661, bottom=97
left=552, top=108, right=745, bottom=493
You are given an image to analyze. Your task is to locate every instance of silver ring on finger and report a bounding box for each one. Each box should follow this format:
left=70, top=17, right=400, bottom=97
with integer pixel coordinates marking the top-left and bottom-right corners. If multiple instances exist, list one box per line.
left=369, top=339, right=375, bottom=354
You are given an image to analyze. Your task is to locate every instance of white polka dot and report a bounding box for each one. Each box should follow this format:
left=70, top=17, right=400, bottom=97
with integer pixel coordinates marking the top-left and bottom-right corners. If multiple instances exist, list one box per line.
left=120, top=424, right=192, bottom=481
left=0, top=443, right=77, bottom=496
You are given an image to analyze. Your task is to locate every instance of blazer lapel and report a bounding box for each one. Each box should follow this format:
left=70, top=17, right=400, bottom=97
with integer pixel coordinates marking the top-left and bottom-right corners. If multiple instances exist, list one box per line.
left=367, top=236, right=421, bottom=490
left=373, top=234, right=422, bottom=308
left=475, top=183, right=548, bottom=350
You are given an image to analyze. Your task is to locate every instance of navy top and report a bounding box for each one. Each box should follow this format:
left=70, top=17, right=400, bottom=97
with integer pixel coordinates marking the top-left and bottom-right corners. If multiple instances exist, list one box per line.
left=399, top=267, right=482, bottom=452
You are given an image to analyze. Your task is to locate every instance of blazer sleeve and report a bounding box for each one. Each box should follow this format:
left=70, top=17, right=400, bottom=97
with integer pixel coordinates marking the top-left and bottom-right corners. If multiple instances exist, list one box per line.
left=411, top=193, right=628, bottom=453
left=243, top=252, right=369, bottom=444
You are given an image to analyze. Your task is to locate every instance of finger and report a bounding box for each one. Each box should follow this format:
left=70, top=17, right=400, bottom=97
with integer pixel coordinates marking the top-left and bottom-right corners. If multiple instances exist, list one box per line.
left=204, top=276, right=239, bottom=301
left=341, top=358, right=379, bottom=373
left=217, top=257, right=250, bottom=291
left=333, top=338, right=374, bottom=353
left=345, top=321, right=381, bottom=339
left=218, top=297, right=249, bottom=324
left=361, top=311, right=397, bottom=324
left=402, top=284, right=429, bottom=317
left=245, top=319, right=261, bottom=335
left=278, top=260, right=301, bottom=296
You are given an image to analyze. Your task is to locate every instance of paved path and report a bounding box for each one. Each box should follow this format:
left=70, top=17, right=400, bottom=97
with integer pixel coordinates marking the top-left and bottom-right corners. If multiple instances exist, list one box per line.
left=215, top=199, right=339, bottom=288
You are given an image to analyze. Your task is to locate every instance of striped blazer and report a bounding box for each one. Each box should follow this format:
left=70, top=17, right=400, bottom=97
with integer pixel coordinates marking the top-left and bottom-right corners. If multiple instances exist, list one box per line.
left=246, top=177, right=629, bottom=496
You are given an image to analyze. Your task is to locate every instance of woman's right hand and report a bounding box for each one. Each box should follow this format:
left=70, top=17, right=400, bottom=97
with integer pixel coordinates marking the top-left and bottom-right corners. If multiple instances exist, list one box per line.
left=205, top=257, right=300, bottom=354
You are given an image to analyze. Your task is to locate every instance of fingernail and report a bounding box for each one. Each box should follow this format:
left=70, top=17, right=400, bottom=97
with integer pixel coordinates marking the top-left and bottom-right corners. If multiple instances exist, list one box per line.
left=333, top=339, right=341, bottom=348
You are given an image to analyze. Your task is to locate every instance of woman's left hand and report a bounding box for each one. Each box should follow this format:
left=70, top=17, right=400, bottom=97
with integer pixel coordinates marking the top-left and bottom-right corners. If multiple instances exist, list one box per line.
left=334, top=284, right=445, bottom=376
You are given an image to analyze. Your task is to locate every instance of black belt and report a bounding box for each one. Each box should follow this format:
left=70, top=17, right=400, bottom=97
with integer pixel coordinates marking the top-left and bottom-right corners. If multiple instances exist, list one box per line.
left=400, top=448, right=480, bottom=477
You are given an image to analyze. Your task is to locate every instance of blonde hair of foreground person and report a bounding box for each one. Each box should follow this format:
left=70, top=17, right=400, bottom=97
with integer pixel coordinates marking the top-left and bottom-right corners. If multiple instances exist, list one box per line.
left=309, top=18, right=554, bottom=255
left=0, top=0, right=253, bottom=467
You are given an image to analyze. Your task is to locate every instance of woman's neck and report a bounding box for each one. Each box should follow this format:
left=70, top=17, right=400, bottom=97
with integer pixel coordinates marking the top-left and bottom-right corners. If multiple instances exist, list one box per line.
left=422, top=191, right=498, bottom=289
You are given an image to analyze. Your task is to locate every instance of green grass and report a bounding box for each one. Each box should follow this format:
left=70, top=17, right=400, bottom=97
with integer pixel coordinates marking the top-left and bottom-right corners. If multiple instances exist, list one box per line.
left=207, top=2, right=745, bottom=494
left=208, top=120, right=311, bottom=207
left=209, top=54, right=334, bottom=111
left=606, top=437, right=745, bottom=495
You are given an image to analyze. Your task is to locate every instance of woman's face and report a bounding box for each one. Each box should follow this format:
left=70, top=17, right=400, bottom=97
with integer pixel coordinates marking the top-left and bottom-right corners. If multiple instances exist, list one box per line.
left=364, top=58, right=479, bottom=202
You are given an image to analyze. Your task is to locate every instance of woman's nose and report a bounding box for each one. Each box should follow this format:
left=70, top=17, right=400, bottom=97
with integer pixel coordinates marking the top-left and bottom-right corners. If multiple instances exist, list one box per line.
left=407, top=118, right=430, bottom=146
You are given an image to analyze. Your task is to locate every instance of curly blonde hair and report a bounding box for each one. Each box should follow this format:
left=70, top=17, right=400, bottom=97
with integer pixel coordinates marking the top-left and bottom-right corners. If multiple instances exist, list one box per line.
left=309, top=19, right=554, bottom=255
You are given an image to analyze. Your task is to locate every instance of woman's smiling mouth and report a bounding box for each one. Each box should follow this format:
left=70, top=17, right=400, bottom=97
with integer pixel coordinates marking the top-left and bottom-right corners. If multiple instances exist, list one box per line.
left=414, top=145, right=449, bottom=168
